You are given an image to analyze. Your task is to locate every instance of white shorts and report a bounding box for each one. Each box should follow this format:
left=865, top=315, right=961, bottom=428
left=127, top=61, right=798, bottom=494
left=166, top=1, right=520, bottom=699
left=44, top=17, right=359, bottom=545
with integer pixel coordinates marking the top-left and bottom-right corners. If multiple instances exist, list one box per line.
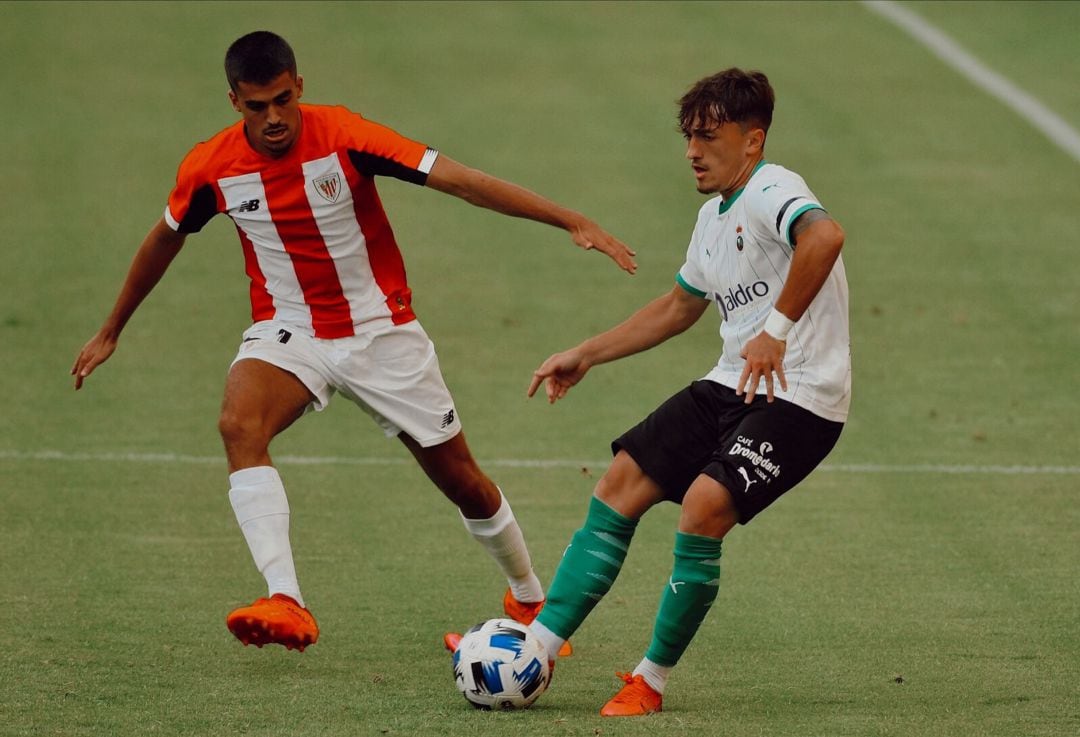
left=230, top=320, right=462, bottom=447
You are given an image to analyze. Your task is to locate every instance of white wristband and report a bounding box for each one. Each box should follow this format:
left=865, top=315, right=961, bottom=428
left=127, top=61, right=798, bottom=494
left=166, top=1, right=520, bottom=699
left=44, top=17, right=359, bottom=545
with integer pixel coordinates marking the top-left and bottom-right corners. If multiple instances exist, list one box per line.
left=763, top=308, right=795, bottom=341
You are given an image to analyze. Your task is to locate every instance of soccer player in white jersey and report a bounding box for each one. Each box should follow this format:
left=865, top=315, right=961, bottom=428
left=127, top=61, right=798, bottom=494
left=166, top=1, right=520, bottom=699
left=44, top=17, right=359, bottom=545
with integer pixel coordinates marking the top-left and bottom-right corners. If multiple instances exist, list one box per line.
left=71, top=31, right=635, bottom=652
left=524, top=68, right=850, bottom=715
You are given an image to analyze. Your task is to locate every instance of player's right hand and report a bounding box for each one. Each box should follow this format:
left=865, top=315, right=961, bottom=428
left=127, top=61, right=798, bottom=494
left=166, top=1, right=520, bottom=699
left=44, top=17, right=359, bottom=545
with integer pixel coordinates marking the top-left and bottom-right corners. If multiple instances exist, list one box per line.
left=71, top=331, right=118, bottom=390
left=569, top=220, right=638, bottom=275
left=736, top=330, right=788, bottom=404
left=527, top=349, right=590, bottom=404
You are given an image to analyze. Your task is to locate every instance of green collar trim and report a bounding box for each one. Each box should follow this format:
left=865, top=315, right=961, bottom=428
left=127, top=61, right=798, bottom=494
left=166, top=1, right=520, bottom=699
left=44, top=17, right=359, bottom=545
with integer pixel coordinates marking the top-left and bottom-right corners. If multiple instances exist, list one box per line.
left=717, top=160, right=767, bottom=214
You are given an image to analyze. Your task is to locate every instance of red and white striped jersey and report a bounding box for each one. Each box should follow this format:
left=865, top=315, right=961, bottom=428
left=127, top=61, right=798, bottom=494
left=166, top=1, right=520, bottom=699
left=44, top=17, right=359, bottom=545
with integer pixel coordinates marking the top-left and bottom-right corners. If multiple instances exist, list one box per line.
left=164, top=104, right=439, bottom=338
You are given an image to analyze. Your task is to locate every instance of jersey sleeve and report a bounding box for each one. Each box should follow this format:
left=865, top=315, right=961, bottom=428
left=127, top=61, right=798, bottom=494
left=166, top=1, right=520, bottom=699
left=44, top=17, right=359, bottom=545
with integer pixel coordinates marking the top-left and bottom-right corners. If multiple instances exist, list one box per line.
left=339, top=109, right=439, bottom=185
left=750, top=169, right=824, bottom=247
left=164, top=143, right=221, bottom=233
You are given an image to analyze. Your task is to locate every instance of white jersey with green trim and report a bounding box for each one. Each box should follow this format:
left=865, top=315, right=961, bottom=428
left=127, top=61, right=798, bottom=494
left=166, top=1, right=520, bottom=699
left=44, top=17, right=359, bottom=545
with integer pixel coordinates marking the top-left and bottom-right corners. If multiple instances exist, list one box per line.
left=676, top=161, right=850, bottom=422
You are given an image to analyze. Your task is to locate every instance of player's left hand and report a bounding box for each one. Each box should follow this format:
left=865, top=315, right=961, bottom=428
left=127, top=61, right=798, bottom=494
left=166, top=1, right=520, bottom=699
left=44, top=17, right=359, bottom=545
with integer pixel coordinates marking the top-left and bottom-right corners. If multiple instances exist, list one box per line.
left=569, top=220, right=637, bottom=275
left=737, top=332, right=788, bottom=404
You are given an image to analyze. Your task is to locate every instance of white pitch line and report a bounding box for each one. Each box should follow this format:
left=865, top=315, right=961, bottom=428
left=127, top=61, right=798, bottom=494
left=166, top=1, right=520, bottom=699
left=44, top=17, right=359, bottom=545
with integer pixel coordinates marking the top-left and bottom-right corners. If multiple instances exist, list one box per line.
left=1, top=449, right=1078, bottom=475
left=823, top=463, right=1080, bottom=476
left=863, top=0, right=1080, bottom=164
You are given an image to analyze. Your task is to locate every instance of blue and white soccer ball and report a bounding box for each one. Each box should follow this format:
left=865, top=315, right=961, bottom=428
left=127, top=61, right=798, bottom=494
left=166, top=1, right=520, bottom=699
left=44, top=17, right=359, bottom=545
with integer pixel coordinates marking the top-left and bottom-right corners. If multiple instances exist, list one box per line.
left=452, top=617, right=551, bottom=709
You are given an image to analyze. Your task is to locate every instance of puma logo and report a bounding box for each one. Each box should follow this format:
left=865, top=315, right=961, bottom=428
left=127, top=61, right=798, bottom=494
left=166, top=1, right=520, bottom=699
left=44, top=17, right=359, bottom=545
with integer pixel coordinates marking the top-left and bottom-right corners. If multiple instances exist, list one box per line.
left=737, top=466, right=757, bottom=494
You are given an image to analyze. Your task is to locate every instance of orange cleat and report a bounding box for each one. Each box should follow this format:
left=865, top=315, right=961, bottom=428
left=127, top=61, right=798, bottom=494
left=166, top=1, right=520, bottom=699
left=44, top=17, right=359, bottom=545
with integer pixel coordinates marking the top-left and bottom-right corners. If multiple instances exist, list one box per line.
left=502, top=589, right=574, bottom=657
left=226, top=593, right=319, bottom=652
left=443, top=631, right=462, bottom=653
left=502, top=588, right=544, bottom=624
left=599, top=672, right=663, bottom=717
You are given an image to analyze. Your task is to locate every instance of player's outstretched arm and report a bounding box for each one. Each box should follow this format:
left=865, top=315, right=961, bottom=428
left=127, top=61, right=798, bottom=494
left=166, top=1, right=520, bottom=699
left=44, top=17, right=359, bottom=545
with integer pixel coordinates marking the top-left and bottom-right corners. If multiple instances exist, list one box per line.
left=528, top=285, right=709, bottom=403
left=425, top=155, right=637, bottom=274
left=72, top=219, right=186, bottom=389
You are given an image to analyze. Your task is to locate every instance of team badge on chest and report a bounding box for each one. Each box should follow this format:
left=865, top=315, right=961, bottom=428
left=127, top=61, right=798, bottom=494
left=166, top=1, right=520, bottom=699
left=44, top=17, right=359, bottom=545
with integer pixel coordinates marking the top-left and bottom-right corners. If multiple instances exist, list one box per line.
left=313, top=173, right=342, bottom=203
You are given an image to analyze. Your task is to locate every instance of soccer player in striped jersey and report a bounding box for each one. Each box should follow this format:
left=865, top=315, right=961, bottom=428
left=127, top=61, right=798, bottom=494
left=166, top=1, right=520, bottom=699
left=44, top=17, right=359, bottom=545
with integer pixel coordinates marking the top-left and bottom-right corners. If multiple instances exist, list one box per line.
left=71, top=31, right=636, bottom=652
left=524, top=69, right=850, bottom=715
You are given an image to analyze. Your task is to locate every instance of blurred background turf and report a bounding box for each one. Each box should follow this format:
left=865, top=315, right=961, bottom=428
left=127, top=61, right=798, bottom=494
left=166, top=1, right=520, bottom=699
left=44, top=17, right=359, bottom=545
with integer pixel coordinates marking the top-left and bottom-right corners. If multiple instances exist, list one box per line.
left=1, top=2, right=1077, bottom=736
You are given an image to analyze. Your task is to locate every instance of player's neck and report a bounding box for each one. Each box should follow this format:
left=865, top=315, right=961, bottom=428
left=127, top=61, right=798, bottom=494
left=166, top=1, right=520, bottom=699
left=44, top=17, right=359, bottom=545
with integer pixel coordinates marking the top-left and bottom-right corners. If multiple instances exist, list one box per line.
left=720, top=156, right=764, bottom=200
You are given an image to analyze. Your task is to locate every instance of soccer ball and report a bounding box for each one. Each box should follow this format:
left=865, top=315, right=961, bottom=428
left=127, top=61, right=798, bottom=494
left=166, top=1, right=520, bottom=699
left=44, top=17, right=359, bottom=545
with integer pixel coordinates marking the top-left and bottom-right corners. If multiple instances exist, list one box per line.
left=452, top=617, right=551, bottom=709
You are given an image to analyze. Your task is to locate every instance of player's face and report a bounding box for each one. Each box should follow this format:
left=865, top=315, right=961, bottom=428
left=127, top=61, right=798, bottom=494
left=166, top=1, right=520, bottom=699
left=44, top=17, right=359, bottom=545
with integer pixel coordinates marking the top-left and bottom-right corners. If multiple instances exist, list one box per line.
left=229, top=71, right=304, bottom=158
left=684, top=118, right=764, bottom=197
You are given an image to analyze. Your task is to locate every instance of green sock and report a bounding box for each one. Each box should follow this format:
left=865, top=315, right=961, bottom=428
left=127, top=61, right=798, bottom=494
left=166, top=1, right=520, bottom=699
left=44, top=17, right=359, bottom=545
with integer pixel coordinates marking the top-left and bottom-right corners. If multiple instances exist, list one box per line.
left=644, top=531, right=723, bottom=667
left=535, top=496, right=637, bottom=639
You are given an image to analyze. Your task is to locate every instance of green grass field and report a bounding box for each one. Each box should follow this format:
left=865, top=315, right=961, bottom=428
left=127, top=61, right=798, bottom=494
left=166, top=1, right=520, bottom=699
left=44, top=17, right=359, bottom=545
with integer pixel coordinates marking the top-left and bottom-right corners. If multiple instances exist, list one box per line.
left=2, top=1, right=1078, bottom=735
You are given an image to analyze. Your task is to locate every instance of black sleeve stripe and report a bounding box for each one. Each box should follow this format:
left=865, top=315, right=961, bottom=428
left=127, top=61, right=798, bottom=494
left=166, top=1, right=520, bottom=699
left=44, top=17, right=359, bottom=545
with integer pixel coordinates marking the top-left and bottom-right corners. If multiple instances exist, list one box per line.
left=774, top=196, right=804, bottom=235
left=178, top=184, right=218, bottom=233
left=347, top=150, right=428, bottom=185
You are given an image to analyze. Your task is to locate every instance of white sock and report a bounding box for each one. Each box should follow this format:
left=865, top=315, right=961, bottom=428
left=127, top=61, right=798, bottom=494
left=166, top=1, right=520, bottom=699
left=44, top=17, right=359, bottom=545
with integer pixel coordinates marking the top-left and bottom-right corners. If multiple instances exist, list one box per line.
left=228, top=466, right=304, bottom=607
left=528, top=620, right=566, bottom=663
left=460, top=489, right=544, bottom=603
left=633, top=658, right=672, bottom=695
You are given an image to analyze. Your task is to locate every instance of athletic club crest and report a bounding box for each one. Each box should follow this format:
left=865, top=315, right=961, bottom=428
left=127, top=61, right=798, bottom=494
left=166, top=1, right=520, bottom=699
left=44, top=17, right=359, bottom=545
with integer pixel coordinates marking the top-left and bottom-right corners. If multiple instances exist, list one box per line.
left=313, top=173, right=342, bottom=203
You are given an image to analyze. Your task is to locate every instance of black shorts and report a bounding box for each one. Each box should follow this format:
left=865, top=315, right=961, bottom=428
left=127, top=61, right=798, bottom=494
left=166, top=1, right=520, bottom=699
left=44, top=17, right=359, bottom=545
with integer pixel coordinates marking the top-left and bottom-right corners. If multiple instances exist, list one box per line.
left=613, top=380, right=844, bottom=524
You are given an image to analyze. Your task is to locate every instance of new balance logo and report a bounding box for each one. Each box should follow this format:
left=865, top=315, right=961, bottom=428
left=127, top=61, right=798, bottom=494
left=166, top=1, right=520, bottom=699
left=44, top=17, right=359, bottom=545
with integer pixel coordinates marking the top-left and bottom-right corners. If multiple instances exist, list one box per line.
left=238, top=199, right=261, bottom=213
left=668, top=577, right=685, bottom=595
left=440, top=409, right=455, bottom=428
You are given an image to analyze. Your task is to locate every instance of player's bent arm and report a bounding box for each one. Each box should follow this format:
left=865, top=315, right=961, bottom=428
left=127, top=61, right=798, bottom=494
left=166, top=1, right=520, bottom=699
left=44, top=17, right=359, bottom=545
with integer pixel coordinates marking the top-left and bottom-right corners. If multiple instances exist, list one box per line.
left=737, top=213, right=844, bottom=403
left=72, top=219, right=187, bottom=389
left=528, top=286, right=708, bottom=402
left=425, top=155, right=637, bottom=274
left=771, top=213, right=844, bottom=322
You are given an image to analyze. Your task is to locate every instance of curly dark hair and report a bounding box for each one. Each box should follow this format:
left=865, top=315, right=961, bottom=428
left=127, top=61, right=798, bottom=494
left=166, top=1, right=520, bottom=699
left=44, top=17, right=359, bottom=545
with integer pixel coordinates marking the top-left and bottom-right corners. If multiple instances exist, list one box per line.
left=678, top=69, right=774, bottom=137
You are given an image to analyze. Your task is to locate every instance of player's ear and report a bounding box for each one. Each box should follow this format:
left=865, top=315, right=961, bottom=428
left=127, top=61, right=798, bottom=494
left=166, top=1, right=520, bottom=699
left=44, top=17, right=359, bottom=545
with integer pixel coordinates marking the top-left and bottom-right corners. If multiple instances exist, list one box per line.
left=296, top=74, right=304, bottom=99
left=746, top=127, right=765, bottom=155
left=228, top=89, right=241, bottom=113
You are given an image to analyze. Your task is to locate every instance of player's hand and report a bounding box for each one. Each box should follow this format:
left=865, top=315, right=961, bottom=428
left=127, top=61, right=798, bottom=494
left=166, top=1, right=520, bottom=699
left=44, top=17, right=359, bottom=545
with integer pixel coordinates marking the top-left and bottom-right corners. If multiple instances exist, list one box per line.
left=569, top=220, right=637, bottom=275
left=71, top=330, right=118, bottom=390
left=528, top=349, right=591, bottom=404
left=737, top=331, right=788, bottom=404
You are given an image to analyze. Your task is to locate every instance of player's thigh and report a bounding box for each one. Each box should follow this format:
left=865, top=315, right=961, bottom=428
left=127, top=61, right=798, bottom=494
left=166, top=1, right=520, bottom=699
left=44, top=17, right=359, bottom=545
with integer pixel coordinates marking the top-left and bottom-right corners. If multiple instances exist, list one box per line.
left=220, top=358, right=316, bottom=440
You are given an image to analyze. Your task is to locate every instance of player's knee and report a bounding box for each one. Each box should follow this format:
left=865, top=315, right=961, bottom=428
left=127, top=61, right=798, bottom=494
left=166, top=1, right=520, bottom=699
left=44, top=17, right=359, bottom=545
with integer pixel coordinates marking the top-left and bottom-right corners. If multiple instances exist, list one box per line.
left=217, top=409, right=268, bottom=450
left=680, top=479, right=739, bottom=538
left=449, top=471, right=495, bottom=504
left=593, top=470, right=622, bottom=506
left=444, top=469, right=499, bottom=515
left=593, top=452, right=661, bottom=520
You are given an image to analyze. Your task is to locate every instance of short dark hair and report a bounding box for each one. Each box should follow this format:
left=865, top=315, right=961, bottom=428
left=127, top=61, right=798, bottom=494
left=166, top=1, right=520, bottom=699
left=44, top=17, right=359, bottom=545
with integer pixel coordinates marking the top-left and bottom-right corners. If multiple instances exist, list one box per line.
left=678, top=68, right=774, bottom=137
left=225, top=31, right=297, bottom=92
